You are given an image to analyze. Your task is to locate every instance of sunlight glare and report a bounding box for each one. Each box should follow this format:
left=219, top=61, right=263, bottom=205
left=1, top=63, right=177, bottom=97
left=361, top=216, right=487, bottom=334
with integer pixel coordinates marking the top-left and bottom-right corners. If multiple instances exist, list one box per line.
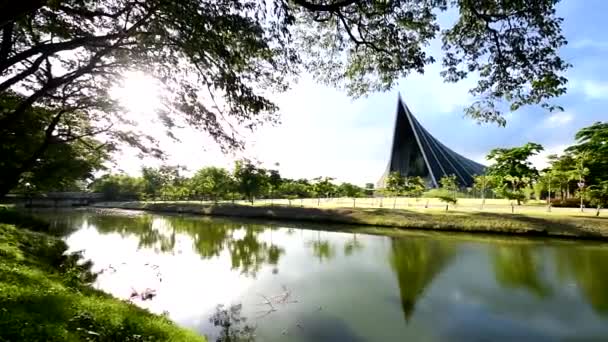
left=112, top=71, right=162, bottom=118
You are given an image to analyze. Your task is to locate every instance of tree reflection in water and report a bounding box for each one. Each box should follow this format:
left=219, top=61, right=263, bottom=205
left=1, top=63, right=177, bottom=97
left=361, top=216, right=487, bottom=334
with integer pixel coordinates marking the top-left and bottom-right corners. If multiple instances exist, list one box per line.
left=307, top=231, right=335, bottom=263
left=87, top=213, right=284, bottom=277
left=344, top=233, right=364, bottom=257
left=554, top=245, right=608, bottom=314
left=389, top=237, right=455, bottom=322
left=491, top=245, right=552, bottom=298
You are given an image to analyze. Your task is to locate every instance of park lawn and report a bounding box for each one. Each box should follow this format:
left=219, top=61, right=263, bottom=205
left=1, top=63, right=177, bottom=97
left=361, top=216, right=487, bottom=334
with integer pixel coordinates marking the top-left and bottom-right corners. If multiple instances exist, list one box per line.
left=96, top=201, right=608, bottom=240
left=0, top=217, right=206, bottom=342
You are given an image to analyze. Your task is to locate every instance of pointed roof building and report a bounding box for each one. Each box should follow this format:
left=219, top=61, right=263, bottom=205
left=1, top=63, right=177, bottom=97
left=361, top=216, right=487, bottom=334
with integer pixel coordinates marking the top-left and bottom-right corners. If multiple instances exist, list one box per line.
left=378, top=97, right=485, bottom=188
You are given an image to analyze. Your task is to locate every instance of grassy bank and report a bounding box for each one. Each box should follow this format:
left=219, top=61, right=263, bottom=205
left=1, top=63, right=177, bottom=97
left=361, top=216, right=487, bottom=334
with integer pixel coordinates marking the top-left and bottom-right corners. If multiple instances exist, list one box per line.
left=95, top=201, right=608, bottom=240
left=0, top=211, right=205, bottom=342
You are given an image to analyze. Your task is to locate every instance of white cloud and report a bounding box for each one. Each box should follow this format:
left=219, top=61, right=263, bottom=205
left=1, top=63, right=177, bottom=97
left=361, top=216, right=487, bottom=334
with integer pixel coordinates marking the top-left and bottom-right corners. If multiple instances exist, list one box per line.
left=579, top=80, right=608, bottom=99
left=571, top=39, right=608, bottom=50
left=544, top=111, right=574, bottom=127
left=529, top=144, right=567, bottom=170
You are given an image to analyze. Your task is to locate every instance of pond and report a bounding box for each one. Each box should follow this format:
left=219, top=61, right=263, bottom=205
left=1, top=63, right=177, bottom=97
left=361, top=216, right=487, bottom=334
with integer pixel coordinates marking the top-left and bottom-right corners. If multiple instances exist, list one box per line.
left=36, top=209, right=608, bottom=341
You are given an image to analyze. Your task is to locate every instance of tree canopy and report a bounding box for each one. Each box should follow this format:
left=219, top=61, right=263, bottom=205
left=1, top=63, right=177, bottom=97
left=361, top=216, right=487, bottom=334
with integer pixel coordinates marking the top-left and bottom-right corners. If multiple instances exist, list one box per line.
left=0, top=0, right=571, bottom=196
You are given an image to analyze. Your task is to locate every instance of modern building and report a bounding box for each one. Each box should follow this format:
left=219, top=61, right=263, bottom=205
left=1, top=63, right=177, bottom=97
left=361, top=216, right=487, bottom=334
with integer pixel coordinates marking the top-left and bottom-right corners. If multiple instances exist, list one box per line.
left=378, top=96, right=485, bottom=188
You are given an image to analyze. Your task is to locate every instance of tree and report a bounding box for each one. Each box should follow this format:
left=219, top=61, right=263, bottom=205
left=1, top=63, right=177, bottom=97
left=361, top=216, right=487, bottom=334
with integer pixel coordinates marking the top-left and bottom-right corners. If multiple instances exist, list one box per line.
left=587, top=181, right=608, bottom=217
left=190, top=167, right=233, bottom=202
left=473, top=174, right=497, bottom=209
left=267, top=166, right=282, bottom=204
left=438, top=174, right=458, bottom=211
left=486, top=142, right=544, bottom=205
left=0, top=0, right=570, bottom=196
left=546, top=154, right=575, bottom=200
left=278, top=179, right=311, bottom=206
left=140, top=165, right=185, bottom=200
left=0, top=92, right=111, bottom=194
left=364, top=183, right=375, bottom=197
left=573, top=153, right=590, bottom=212
left=90, top=174, right=144, bottom=200
left=233, top=160, right=267, bottom=204
left=312, top=177, right=336, bottom=206
left=385, top=171, right=405, bottom=209
left=404, top=176, right=426, bottom=204
left=337, top=182, right=364, bottom=208
left=566, top=122, right=608, bottom=186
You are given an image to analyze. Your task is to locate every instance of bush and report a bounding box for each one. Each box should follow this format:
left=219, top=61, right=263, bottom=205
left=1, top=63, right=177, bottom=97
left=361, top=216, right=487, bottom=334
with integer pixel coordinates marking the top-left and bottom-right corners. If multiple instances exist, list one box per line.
left=550, top=198, right=590, bottom=208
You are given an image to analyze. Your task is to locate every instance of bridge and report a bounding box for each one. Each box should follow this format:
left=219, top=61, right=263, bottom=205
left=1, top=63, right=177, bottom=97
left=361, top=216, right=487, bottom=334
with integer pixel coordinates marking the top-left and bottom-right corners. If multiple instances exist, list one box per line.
left=3, top=192, right=105, bottom=207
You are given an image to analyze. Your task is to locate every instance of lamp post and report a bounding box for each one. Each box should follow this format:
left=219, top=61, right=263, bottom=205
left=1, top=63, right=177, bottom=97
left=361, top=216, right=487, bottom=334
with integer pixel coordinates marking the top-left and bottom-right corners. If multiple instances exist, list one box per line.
left=578, top=180, right=585, bottom=213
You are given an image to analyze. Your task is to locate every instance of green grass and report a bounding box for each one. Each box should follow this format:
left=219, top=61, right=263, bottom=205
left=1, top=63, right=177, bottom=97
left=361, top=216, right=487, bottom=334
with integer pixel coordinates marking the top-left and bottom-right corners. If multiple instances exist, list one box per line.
left=96, top=201, right=608, bottom=241
left=0, top=213, right=205, bottom=342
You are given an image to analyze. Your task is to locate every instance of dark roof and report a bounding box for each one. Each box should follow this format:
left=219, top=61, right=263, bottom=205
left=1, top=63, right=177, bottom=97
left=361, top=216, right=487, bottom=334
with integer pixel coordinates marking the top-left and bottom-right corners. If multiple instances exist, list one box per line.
left=378, top=97, right=485, bottom=188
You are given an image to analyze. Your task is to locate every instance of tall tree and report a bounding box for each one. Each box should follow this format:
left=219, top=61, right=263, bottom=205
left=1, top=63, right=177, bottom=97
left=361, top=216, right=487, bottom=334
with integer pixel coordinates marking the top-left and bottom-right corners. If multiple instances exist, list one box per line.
left=566, top=122, right=608, bottom=186
left=0, top=0, right=570, bottom=196
left=233, top=160, right=267, bottom=204
left=141, top=165, right=185, bottom=200
left=312, top=176, right=336, bottom=205
left=190, top=167, right=233, bottom=202
left=486, top=142, right=543, bottom=204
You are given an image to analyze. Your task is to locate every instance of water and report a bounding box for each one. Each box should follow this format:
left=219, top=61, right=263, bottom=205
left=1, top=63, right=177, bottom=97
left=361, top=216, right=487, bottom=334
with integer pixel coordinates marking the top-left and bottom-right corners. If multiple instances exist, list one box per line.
left=36, top=209, right=608, bottom=341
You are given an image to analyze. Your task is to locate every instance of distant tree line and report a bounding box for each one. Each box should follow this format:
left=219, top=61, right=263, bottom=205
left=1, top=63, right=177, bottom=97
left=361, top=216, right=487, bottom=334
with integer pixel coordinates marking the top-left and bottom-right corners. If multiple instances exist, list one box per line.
left=477, top=122, right=608, bottom=214
left=90, top=160, right=373, bottom=204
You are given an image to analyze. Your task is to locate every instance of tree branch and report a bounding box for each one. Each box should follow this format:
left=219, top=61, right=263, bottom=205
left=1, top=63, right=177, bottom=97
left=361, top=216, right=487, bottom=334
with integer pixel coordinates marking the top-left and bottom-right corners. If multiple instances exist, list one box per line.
left=291, top=0, right=359, bottom=12
left=0, top=22, right=14, bottom=66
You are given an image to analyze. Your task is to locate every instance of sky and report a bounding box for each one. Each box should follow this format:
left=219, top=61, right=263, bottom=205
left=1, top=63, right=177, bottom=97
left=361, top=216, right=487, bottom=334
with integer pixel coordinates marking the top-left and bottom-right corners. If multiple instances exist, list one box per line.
left=114, top=1, right=608, bottom=186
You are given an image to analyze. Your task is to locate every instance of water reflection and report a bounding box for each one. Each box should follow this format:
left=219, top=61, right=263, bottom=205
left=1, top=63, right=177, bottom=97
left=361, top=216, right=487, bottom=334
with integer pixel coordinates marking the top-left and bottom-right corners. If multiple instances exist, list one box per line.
left=344, top=233, right=364, bottom=257
left=389, top=237, right=455, bottom=321
left=491, top=245, right=552, bottom=298
left=87, top=213, right=285, bottom=277
left=555, top=246, right=608, bottom=314
left=33, top=209, right=608, bottom=341
left=307, top=231, right=336, bottom=263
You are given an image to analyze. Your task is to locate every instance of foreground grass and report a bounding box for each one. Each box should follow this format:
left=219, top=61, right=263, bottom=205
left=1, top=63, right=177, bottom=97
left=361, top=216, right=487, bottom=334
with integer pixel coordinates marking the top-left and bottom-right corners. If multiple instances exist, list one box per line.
left=96, top=201, right=608, bottom=240
left=0, top=213, right=205, bottom=342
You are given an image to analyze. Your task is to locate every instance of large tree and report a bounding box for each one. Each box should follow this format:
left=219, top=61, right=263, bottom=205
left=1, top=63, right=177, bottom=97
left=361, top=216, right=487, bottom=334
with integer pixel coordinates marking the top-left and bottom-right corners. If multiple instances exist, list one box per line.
left=566, top=122, right=608, bottom=186
left=486, top=142, right=543, bottom=204
left=0, top=0, right=570, bottom=196
left=0, top=92, right=110, bottom=193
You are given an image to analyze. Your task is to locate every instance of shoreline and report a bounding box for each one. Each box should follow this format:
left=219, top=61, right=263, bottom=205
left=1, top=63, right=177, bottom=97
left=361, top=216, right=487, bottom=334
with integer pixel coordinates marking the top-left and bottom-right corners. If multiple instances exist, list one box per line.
left=0, top=209, right=206, bottom=342
left=92, top=201, right=608, bottom=242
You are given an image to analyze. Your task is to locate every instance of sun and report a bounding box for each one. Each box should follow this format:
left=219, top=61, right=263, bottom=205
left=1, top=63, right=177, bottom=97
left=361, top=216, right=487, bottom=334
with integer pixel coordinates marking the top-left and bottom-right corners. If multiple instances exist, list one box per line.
left=112, top=71, right=161, bottom=117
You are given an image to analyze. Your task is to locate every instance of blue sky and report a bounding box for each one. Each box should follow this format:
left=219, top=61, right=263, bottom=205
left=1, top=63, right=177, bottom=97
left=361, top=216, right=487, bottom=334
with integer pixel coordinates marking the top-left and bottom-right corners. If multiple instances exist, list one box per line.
left=117, top=1, right=608, bottom=185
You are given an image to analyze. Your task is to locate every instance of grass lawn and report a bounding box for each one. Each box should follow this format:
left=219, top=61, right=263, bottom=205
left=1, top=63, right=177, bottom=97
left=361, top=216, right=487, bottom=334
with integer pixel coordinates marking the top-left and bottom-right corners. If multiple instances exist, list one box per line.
left=0, top=212, right=206, bottom=342
left=95, top=201, right=608, bottom=241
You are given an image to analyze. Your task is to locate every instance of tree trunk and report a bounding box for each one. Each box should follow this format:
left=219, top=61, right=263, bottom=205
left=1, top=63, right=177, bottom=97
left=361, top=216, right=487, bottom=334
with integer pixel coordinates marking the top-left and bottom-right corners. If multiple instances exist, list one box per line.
left=445, top=204, right=448, bottom=212
left=352, top=198, right=356, bottom=208
left=597, top=205, right=601, bottom=217
left=511, top=203, right=515, bottom=213
left=393, top=197, right=397, bottom=209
